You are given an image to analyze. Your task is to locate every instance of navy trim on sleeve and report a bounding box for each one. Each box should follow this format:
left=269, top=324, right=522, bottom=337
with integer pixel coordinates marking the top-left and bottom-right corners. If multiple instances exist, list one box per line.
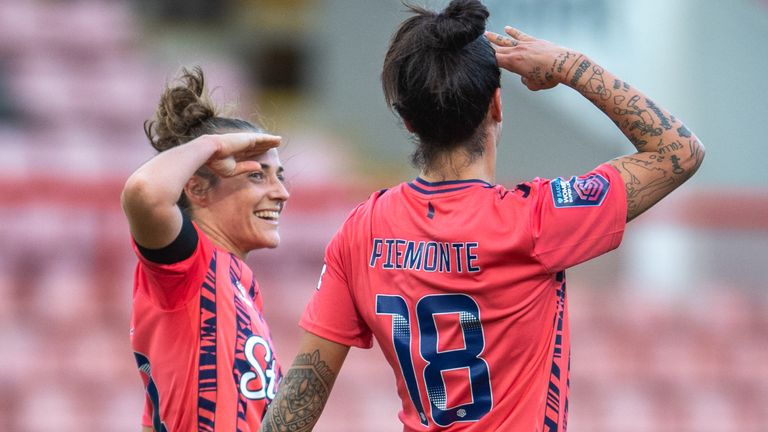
left=136, top=215, right=198, bottom=264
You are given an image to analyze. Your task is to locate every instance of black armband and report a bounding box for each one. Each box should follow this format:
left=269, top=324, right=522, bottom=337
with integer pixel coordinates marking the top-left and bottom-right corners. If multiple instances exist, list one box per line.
left=136, top=215, right=198, bottom=264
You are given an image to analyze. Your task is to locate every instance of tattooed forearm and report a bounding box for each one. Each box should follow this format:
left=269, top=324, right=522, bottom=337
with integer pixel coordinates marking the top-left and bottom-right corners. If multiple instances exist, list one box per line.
left=569, top=58, right=592, bottom=86
left=567, top=55, right=705, bottom=221
left=575, top=65, right=612, bottom=102
left=262, top=350, right=337, bottom=432
left=645, top=98, right=672, bottom=130
left=568, top=59, right=680, bottom=154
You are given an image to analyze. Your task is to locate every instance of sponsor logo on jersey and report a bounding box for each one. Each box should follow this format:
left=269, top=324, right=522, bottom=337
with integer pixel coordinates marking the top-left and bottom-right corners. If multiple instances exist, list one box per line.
left=551, top=174, right=609, bottom=208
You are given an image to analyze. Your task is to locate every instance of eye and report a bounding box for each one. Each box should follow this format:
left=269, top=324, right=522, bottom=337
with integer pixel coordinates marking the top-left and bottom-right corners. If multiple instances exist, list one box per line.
left=277, top=173, right=286, bottom=182
left=248, top=171, right=265, bottom=181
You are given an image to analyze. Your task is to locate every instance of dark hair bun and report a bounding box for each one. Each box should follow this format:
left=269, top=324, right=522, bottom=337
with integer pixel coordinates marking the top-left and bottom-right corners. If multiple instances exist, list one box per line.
left=145, top=66, right=218, bottom=152
left=433, top=0, right=489, bottom=50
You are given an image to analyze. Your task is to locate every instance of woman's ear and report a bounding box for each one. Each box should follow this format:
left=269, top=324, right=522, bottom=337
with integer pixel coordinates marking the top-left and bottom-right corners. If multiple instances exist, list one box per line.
left=184, top=176, right=211, bottom=208
left=403, top=118, right=415, bottom=133
left=490, top=87, right=502, bottom=123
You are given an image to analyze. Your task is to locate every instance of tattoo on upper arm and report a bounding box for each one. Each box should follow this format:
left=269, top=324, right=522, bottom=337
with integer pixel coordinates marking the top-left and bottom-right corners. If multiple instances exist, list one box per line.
left=262, top=350, right=336, bottom=432
left=610, top=157, right=676, bottom=218
left=670, top=155, right=684, bottom=174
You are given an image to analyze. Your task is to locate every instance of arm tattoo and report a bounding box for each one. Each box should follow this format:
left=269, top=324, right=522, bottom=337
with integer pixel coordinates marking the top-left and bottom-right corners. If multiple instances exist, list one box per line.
left=569, top=58, right=592, bottom=86
left=262, top=350, right=336, bottom=432
left=657, top=139, right=683, bottom=155
left=577, top=65, right=612, bottom=101
left=611, top=157, right=675, bottom=216
left=677, top=124, right=692, bottom=138
left=614, top=95, right=668, bottom=149
left=645, top=98, right=672, bottom=130
left=688, top=138, right=705, bottom=168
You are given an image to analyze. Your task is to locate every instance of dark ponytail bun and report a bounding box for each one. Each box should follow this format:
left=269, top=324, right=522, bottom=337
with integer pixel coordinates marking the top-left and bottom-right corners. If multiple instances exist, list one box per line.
left=145, top=67, right=219, bottom=152
left=433, top=0, right=490, bottom=51
left=382, top=0, right=500, bottom=169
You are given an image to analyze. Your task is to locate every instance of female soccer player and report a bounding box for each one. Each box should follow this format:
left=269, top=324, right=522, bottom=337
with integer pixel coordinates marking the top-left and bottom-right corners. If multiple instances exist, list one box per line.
left=122, top=67, right=289, bottom=431
left=261, top=1, right=705, bottom=431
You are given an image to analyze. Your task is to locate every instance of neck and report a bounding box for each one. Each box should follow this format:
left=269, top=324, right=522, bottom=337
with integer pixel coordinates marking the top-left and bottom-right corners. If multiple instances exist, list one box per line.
left=195, top=217, right=248, bottom=260
left=420, top=131, right=497, bottom=184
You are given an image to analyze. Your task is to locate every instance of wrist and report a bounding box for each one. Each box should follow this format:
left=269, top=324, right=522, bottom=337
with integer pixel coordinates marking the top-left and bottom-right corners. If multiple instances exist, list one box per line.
left=559, top=53, right=591, bottom=87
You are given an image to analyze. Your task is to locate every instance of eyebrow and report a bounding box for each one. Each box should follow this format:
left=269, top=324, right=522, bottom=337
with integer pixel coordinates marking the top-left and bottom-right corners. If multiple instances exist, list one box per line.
left=259, top=163, right=285, bottom=174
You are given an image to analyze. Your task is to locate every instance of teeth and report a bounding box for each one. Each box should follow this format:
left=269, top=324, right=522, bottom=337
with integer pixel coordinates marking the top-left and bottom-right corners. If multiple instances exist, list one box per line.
left=254, top=210, right=280, bottom=220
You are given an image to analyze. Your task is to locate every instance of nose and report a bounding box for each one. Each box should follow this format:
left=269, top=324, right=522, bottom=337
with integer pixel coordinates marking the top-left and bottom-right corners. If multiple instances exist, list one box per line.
left=270, top=177, right=290, bottom=203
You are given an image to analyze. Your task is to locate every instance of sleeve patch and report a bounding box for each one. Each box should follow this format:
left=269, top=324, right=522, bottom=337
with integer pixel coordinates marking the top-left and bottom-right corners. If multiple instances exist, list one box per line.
left=551, top=174, right=610, bottom=208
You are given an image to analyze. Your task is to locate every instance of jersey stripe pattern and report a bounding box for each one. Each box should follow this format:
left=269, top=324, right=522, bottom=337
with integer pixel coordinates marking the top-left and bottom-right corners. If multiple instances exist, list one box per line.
left=300, top=164, right=626, bottom=431
left=130, top=224, right=281, bottom=432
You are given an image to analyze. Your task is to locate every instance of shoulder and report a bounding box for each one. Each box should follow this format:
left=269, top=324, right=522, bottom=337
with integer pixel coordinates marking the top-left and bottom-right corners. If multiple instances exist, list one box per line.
left=341, top=186, right=396, bottom=224
left=134, top=219, right=214, bottom=275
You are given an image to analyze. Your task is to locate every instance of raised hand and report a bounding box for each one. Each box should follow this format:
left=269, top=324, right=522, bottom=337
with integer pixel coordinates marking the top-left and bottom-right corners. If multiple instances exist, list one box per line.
left=205, top=132, right=281, bottom=177
left=485, top=26, right=580, bottom=91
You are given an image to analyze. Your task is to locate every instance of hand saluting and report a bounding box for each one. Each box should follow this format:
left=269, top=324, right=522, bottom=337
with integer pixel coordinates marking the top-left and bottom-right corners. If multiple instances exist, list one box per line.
left=485, top=26, right=581, bottom=92
left=205, top=132, right=282, bottom=177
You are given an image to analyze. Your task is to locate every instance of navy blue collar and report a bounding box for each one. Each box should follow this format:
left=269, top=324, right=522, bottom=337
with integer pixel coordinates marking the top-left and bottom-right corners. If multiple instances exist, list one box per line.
left=406, top=177, right=493, bottom=195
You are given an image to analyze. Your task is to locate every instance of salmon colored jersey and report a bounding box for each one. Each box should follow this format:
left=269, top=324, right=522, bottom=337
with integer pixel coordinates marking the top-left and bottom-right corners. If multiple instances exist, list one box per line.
left=300, top=164, right=626, bottom=431
left=130, top=222, right=281, bottom=432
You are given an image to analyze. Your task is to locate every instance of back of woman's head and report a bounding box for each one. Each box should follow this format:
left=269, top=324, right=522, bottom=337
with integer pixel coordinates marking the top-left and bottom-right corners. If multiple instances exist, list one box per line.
left=144, top=67, right=261, bottom=210
left=382, top=0, right=500, bottom=168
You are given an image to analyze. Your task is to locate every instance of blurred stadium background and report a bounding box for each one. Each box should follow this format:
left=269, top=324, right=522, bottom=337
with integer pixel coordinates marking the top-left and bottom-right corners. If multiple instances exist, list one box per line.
left=0, top=0, right=766, bottom=430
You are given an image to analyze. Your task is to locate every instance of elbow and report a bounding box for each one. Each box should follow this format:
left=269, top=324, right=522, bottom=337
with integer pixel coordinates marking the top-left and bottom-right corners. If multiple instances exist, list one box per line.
left=672, top=135, right=705, bottom=184
left=685, top=136, right=706, bottom=177
left=121, top=172, right=160, bottom=215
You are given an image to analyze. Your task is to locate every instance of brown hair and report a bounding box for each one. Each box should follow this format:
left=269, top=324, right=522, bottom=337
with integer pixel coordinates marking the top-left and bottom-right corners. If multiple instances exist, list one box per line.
left=382, top=0, right=500, bottom=169
left=144, top=67, right=262, bottom=210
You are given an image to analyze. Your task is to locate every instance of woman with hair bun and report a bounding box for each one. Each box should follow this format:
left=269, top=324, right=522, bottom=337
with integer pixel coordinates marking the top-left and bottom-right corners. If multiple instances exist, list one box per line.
left=262, top=0, right=704, bottom=430
left=122, top=67, right=289, bottom=432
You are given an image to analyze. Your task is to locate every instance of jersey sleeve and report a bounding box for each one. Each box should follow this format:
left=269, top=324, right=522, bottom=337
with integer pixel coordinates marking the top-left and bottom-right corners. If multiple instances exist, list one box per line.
left=529, top=163, right=627, bottom=273
left=132, top=218, right=210, bottom=310
left=299, top=224, right=373, bottom=349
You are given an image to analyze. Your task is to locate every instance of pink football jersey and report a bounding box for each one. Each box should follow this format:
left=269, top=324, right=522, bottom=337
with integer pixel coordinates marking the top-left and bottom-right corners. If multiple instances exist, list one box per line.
left=301, top=164, right=626, bottom=431
left=130, top=222, right=281, bottom=432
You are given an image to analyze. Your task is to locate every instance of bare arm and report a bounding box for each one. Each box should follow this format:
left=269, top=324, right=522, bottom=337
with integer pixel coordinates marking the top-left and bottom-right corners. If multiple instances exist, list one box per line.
left=488, top=27, right=705, bottom=221
left=120, top=133, right=280, bottom=248
left=261, top=332, right=350, bottom=432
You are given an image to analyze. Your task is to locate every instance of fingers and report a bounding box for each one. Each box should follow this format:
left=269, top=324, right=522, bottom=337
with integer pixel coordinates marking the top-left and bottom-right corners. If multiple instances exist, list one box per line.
left=230, top=160, right=263, bottom=177
left=214, top=132, right=281, bottom=158
left=231, top=132, right=282, bottom=149
left=504, top=26, right=532, bottom=41
left=208, top=158, right=263, bottom=177
left=485, top=31, right=518, bottom=48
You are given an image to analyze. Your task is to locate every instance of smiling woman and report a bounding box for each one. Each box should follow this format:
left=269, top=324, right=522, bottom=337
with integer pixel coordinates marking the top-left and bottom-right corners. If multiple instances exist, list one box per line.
left=120, top=67, right=289, bottom=432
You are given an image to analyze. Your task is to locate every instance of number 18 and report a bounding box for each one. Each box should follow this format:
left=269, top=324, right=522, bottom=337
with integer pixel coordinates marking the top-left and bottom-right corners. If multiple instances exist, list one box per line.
left=376, top=293, right=492, bottom=427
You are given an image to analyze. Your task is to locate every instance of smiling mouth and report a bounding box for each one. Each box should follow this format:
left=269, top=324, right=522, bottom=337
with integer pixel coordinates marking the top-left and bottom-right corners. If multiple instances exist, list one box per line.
left=253, top=210, right=280, bottom=222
